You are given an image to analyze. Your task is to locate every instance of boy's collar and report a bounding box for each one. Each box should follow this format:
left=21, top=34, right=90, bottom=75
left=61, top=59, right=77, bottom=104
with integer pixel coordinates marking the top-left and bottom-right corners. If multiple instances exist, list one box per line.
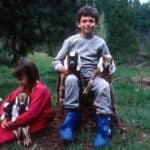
left=80, top=33, right=94, bottom=39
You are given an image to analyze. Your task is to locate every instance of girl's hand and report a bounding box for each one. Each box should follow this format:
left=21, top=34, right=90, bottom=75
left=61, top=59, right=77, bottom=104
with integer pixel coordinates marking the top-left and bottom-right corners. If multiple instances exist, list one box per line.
left=1, top=119, right=11, bottom=128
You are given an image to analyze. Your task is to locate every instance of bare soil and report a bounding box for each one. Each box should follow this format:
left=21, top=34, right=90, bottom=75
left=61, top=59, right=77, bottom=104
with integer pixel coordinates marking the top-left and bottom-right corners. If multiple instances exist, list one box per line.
left=128, top=76, right=150, bottom=89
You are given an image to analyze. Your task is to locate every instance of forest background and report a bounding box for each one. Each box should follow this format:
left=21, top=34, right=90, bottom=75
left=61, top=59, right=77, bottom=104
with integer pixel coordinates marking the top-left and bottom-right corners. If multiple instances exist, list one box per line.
left=0, top=0, right=149, bottom=65
left=0, top=0, right=150, bottom=149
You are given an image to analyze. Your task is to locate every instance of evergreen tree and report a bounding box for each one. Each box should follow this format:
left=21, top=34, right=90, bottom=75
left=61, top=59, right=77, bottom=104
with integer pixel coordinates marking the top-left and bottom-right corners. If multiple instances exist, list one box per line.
left=0, top=0, right=78, bottom=65
left=101, top=0, right=139, bottom=63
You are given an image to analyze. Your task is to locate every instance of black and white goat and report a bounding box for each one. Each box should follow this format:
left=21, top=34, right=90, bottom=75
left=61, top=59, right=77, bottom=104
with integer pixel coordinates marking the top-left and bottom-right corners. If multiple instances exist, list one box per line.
left=57, top=51, right=82, bottom=102
left=0, top=93, right=31, bottom=146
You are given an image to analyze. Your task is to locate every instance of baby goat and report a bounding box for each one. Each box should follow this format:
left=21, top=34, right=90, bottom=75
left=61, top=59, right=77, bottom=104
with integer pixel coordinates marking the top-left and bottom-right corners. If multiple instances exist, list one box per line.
left=1, top=93, right=31, bottom=146
left=83, top=54, right=116, bottom=95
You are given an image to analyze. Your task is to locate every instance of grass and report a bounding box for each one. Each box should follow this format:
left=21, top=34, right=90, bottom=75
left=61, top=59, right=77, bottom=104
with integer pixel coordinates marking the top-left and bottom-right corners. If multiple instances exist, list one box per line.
left=0, top=52, right=150, bottom=150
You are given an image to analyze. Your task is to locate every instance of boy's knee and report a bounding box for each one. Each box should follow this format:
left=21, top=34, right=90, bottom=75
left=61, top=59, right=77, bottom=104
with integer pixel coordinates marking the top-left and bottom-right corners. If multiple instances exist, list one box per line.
left=96, top=79, right=110, bottom=92
left=102, top=80, right=109, bottom=88
left=65, top=74, right=78, bottom=83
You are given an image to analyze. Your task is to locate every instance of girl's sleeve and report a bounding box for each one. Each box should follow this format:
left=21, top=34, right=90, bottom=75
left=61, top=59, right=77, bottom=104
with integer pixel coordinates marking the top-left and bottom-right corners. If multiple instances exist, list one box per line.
left=10, top=85, right=51, bottom=128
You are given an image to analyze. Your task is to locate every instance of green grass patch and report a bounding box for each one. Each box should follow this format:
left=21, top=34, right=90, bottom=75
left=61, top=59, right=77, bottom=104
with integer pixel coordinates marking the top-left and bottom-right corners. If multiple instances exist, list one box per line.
left=0, top=52, right=150, bottom=150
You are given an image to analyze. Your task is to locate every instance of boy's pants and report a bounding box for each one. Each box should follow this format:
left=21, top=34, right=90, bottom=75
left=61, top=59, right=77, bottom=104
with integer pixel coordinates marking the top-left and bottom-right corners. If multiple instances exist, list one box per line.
left=64, top=74, right=111, bottom=115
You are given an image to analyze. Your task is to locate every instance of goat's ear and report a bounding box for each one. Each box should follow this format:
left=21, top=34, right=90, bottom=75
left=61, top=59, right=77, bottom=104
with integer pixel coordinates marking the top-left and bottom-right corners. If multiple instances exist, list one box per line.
left=3, top=102, right=10, bottom=108
left=110, top=59, right=116, bottom=73
left=1, top=114, right=5, bottom=121
left=25, top=96, right=30, bottom=111
left=97, top=57, right=104, bottom=72
left=15, top=97, right=18, bottom=105
left=77, top=55, right=81, bottom=71
left=64, top=55, right=68, bottom=69
left=26, top=96, right=30, bottom=105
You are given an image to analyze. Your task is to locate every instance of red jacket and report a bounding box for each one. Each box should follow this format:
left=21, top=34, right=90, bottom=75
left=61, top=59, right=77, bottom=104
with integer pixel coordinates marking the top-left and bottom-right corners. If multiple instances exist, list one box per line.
left=0, top=81, right=53, bottom=144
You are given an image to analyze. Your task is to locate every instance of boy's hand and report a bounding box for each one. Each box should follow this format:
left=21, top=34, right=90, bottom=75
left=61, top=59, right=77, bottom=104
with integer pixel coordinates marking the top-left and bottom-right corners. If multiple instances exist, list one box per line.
left=60, top=66, right=69, bottom=76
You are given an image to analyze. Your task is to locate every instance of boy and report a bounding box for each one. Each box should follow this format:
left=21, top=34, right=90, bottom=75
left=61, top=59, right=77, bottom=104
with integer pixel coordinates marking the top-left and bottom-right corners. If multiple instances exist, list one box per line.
left=53, top=5, right=113, bottom=148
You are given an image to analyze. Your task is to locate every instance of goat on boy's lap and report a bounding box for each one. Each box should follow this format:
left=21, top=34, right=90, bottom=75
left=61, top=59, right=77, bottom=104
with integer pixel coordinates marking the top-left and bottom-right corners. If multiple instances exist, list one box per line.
left=1, top=92, right=31, bottom=146
left=83, top=54, right=116, bottom=95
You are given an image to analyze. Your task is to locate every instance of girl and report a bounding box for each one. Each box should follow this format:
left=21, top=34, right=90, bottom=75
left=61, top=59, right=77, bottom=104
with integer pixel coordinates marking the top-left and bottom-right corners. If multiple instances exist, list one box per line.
left=0, top=58, right=53, bottom=144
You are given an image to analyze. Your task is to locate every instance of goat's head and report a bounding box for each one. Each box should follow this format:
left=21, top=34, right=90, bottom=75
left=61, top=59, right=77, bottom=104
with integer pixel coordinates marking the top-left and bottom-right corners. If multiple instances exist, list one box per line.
left=1, top=102, right=14, bottom=120
left=15, top=92, right=29, bottom=114
left=98, top=54, right=116, bottom=74
left=63, top=50, right=81, bottom=74
left=67, top=51, right=78, bottom=73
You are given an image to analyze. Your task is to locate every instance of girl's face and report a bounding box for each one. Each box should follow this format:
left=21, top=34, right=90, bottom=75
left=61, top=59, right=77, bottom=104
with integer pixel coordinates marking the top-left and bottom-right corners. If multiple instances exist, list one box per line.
left=77, top=15, right=98, bottom=38
left=17, top=75, right=30, bottom=90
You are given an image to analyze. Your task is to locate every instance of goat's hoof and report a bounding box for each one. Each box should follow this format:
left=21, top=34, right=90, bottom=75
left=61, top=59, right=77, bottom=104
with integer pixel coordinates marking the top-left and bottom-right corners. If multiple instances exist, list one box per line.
left=17, top=140, right=21, bottom=146
left=24, top=139, right=32, bottom=146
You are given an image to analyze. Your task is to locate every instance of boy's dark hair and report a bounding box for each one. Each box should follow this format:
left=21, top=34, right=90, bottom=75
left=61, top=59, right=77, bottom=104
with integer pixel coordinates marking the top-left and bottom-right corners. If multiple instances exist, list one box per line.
left=76, top=5, right=99, bottom=24
left=12, top=58, right=40, bottom=91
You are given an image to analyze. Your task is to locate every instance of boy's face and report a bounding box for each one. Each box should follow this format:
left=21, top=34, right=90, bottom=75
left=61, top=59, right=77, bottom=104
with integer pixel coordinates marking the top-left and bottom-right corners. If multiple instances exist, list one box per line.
left=77, top=16, right=98, bottom=37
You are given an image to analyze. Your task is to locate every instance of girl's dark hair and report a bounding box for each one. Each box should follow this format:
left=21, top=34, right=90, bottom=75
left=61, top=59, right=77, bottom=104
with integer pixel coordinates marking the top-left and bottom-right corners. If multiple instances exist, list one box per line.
left=76, top=5, right=99, bottom=24
left=12, top=58, right=40, bottom=91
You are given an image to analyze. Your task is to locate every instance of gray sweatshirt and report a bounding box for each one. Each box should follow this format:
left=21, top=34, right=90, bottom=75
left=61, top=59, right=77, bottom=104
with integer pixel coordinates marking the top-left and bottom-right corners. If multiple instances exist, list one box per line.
left=53, top=33, right=111, bottom=78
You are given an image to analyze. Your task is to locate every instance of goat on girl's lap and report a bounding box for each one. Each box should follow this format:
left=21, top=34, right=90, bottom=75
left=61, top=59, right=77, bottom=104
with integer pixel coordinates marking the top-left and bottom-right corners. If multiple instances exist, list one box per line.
left=0, top=92, right=31, bottom=146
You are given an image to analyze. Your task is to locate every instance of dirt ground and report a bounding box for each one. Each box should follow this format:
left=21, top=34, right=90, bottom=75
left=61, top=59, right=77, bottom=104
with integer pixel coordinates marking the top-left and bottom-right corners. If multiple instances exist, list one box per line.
left=0, top=120, right=64, bottom=150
